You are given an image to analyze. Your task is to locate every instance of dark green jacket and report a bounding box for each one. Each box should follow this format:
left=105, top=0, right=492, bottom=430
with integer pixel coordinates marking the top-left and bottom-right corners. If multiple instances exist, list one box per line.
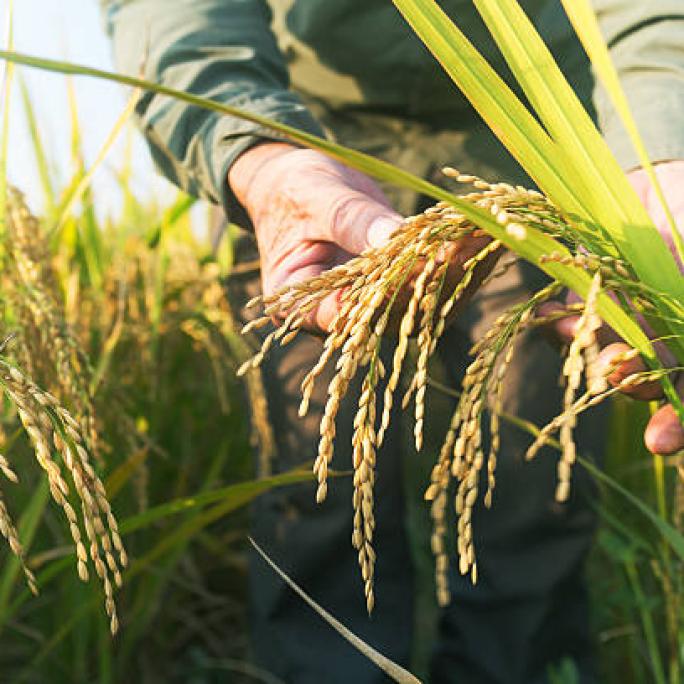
left=102, top=0, right=684, bottom=213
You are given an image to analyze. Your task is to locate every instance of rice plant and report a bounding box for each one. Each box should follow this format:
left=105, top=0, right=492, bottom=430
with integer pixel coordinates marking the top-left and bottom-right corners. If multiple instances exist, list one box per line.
left=0, top=181, right=299, bottom=679
left=0, top=64, right=302, bottom=681
left=239, top=167, right=681, bottom=611
left=0, top=186, right=127, bottom=634
left=231, top=0, right=683, bottom=616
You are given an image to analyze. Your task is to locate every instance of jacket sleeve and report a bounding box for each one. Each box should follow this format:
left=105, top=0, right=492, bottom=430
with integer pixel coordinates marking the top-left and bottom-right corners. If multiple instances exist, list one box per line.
left=102, top=0, right=325, bottom=215
left=593, top=0, right=684, bottom=170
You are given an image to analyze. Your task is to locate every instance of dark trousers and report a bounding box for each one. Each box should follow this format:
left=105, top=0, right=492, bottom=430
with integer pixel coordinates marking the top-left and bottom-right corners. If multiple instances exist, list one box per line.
left=231, top=107, right=605, bottom=683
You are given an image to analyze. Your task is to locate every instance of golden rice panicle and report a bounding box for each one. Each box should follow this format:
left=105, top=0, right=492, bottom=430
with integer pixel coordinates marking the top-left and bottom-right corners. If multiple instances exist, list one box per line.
left=314, top=281, right=387, bottom=503
left=351, top=354, right=380, bottom=614
left=5, top=188, right=99, bottom=459
left=521, top=360, right=662, bottom=479
left=299, top=281, right=370, bottom=418
left=404, top=229, right=500, bottom=448
left=5, top=187, right=56, bottom=290
left=0, top=485, right=38, bottom=595
left=412, top=260, right=449, bottom=451
left=425, top=409, right=460, bottom=607
left=428, top=238, right=501, bottom=354
left=425, top=280, right=562, bottom=602
left=377, top=241, right=434, bottom=447
left=484, top=331, right=517, bottom=509
left=0, top=358, right=126, bottom=634
left=538, top=251, right=634, bottom=285
left=555, top=271, right=602, bottom=503
left=424, top=351, right=487, bottom=604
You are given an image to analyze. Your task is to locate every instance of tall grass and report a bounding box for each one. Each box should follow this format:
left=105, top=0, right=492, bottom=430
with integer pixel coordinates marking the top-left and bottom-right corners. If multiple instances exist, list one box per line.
left=0, top=75, right=312, bottom=682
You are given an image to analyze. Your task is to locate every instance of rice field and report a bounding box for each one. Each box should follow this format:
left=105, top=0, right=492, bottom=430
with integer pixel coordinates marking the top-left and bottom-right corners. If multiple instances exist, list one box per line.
left=0, top=89, right=676, bottom=684
left=1, top=1, right=683, bottom=682
left=0, top=85, right=279, bottom=680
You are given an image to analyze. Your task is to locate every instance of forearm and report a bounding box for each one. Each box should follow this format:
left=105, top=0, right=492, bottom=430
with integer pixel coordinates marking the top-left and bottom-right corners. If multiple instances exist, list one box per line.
left=592, top=0, right=684, bottom=169
left=102, top=0, right=324, bottom=213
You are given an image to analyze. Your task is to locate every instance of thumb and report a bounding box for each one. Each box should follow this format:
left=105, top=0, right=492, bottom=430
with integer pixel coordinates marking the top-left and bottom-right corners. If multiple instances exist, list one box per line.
left=644, top=373, right=684, bottom=455
left=645, top=403, right=684, bottom=455
left=326, top=192, right=403, bottom=255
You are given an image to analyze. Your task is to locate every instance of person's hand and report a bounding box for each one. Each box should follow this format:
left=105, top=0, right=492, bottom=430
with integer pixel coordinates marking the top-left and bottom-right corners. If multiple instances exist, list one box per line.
left=628, top=160, right=684, bottom=269
left=229, top=142, right=491, bottom=333
left=542, top=161, right=684, bottom=455
left=621, top=161, right=684, bottom=454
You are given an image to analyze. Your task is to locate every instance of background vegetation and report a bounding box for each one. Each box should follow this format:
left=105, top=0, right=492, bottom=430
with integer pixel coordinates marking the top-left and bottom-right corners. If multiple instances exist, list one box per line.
left=0, top=79, right=295, bottom=682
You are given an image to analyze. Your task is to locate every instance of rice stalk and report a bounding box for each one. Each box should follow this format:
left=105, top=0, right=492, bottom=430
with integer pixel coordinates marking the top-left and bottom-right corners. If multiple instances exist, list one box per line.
left=202, top=275, right=276, bottom=477
left=3, top=187, right=98, bottom=456
left=0, top=354, right=126, bottom=634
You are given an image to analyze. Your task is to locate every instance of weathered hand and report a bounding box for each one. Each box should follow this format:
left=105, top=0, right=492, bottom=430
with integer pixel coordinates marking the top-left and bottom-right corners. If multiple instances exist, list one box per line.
left=229, top=143, right=493, bottom=334
left=628, top=160, right=684, bottom=269
left=229, top=143, right=402, bottom=332
left=542, top=161, right=684, bottom=454
left=619, top=161, right=684, bottom=454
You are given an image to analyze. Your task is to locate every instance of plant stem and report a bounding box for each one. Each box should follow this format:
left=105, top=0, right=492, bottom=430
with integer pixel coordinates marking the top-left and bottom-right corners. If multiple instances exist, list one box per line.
left=624, top=560, right=666, bottom=684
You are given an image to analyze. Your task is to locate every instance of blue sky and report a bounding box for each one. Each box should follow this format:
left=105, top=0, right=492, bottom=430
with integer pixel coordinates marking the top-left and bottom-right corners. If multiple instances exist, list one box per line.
left=4, top=0, right=176, bottom=217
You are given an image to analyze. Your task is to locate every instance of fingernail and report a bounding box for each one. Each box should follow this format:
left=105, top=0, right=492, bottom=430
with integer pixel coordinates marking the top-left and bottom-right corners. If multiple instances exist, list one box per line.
left=367, top=215, right=403, bottom=249
left=645, top=407, right=684, bottom=454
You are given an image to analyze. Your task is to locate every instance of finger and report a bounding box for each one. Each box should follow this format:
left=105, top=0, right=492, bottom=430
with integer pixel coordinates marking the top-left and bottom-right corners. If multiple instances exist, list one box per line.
left=539, top=302, right=581, bottom=345
left=644, top=374, right=684, bottom=455
left=313, top=288, right=348, bottom=334
left=628, top=161, right=684, bottom=271
left=536, top=298, right=621, bottom=348
left=271, top=263, right=348, bottom=335
left=324, top=192, right=403, bottom=255
left=596, top=342, right=665, bottom=401
left=645, top=404, right=684, bottom=455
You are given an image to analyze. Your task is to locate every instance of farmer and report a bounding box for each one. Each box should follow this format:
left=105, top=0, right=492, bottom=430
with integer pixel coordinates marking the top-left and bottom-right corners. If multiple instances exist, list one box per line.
left=104, top=1, right=684, bottom=681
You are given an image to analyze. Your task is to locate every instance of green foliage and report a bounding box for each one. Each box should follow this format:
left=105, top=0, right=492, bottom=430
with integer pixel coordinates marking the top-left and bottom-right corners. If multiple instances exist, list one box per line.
left=587, top=398, right=684, bottom=684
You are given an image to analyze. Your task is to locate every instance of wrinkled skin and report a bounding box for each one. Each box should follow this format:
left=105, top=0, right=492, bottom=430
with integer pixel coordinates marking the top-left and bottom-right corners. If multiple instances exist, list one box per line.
left=229, top=142, right=492, bottom=333
left=230, top=143, right=684, bottom=454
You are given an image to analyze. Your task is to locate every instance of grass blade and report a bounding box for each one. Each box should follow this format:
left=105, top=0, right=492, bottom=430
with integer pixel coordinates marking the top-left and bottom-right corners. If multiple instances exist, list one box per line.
left=0, top=480, right=50, bottom=618
left=18, top=76, right=55, bottom=214
left=579, top=456, right=684, bottom=563
left=64, top=76, right=105, bottom=289
left=561, top=0, right=684, bottom=266
left=146, top=192, right=196, bottom=248
left=389, top=0, right=593, bottom=220
left=104, top=447, right=148, bottom=500
left=624, top=560, right=666, bottom=684
left=250, top=538, right=422, bottom=684
left=53, top=88, right=139, bottom=236
left=473, top=0, right=683, bottom=300
left=120, top=469, right=316, bottom=535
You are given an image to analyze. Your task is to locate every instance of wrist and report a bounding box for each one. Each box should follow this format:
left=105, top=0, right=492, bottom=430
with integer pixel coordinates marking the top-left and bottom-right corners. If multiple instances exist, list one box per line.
left=228, top=142, right=298, bottom=213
